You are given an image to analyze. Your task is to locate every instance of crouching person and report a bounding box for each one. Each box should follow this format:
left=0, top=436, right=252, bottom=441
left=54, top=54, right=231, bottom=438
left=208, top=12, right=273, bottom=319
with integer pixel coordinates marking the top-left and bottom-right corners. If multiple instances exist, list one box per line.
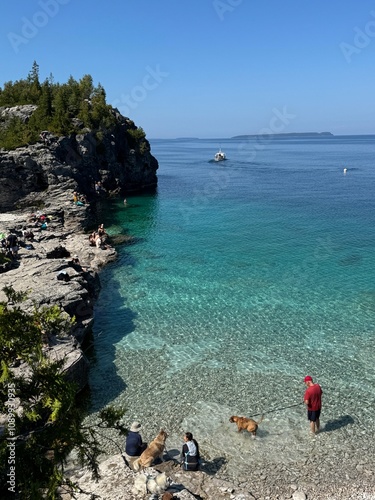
left=181, top=432, right=200, bottom=471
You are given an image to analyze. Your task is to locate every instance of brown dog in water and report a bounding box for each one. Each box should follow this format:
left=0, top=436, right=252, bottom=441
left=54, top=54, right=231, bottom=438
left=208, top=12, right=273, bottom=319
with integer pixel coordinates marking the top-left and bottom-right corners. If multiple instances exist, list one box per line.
left=229, top=415, right=264, bottom=436
left=133, top=429, right=168, bottom=471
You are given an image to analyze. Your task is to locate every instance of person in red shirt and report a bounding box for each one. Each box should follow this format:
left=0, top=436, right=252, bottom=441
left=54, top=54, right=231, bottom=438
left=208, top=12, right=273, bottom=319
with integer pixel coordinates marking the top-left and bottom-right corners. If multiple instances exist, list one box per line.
left=304, top=375, right=323, bottom=434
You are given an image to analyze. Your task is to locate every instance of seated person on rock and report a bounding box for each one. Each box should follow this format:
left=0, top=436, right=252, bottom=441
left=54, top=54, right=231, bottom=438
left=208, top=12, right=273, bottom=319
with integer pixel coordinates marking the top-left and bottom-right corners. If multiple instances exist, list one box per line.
left=97, top=224, right=107, bottom=239
left=124, top=421, right=147, bottom=465
left=95, top=234, right=102, bottom=248
left=22, top=227, right=34, bottom=240
left=69, top=254, right=81, bottom=269
left=89, top=232, right=97, bottom=246
left=181, top=432, right=200, bottom=471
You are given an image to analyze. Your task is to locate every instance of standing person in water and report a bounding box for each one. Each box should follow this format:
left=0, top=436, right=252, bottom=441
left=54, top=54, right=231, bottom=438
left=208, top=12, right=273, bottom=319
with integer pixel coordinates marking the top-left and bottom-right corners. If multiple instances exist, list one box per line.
left=304, top=375, right=323, bottom=434
left=181, top=432, right=200, bottom=471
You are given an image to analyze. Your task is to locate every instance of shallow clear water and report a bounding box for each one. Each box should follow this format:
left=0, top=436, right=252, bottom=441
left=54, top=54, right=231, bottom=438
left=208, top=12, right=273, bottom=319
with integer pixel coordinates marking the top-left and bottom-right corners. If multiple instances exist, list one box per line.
left=89, top=136, right=375, bottom=477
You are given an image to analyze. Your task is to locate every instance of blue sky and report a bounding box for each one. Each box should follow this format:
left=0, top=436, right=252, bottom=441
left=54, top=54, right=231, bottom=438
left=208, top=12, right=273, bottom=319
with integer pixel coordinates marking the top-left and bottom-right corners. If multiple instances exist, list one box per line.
left=1, top=0, right=375, bottom=138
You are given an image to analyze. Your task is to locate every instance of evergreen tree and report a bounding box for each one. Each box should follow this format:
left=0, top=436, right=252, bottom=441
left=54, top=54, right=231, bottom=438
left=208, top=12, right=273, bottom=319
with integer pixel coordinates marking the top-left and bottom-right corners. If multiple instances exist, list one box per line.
left=66, top=76, right=81, bottom=117
left=0, top=81, right=15, bottom=106
left=0, top=287, right=127, bottom=499
left=39, top=80, right=53, bottom=118
left=91, top=83, right=115, bottom=129
left=28, top=79, right=53, bottom=134
left=27, top=61, right=40, bottom=85
left=0, top=64, right=127, bottom=148
left=50, top=85, right=72, bottom=135
left=25, top=61, right=41, bottom=104
left=0, top=117, right=31, bottom=149
left=78, top=74, right=94, bottom=100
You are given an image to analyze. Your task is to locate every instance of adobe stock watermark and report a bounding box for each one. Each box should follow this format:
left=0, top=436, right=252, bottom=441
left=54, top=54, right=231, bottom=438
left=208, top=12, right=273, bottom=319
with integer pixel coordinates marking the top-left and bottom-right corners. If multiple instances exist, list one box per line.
left=178, top=105, right=296, bottom=225
left=8, top=0, right=72, bottom=54
left=237, top=105, right=296, bottom=161
left=6, top=383, right=17, bottom=494
left=213, top=0, right=243, bottom=21
left=112, top=65, right=169, bottom=116
left=178, top=167, right=233, bottom=225
left=340, top=10, right=375, bottom=63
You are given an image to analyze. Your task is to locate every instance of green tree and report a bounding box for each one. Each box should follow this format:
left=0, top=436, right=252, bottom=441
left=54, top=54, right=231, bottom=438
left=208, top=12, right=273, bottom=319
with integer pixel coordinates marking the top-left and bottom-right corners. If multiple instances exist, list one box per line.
left=28, top=79, right=53, bottom=134
left=50, top=85, right=72, bottom=135
left=0, top=81, right=16, bottom=106
left=27, top=61, right=40, bottom=85
left=0, top=287, right=127, bottom=499
left=0, top=117, right=31, bottom=149
left=78, top=74, right=94, bottom=100
left=126, top=126, right=149, bottom=154
left=66, top=76, right=81, bottom=118
left=90, top=83, right=115, bottom=129
left=24, top=61, right=41, bottom=104
left=0, top=65, right=125, bottom=148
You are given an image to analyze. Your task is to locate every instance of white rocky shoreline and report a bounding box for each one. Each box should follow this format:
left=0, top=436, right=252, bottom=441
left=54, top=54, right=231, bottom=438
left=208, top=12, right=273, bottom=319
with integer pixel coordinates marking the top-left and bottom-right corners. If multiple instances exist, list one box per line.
left=1, top=201, right=374, bottom=499
left=65, top=450, right=375, bottom=500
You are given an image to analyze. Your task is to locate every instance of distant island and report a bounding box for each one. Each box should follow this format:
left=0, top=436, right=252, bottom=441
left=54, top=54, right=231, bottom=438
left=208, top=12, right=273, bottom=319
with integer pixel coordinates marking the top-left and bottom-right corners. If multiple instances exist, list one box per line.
left=231, top=132, right=333, bottom=139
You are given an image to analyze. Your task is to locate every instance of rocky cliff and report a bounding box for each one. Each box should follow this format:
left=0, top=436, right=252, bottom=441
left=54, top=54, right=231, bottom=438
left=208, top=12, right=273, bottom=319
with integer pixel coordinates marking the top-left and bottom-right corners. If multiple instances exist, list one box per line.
left=0, top=105, right=158, bottom=212
left=0, top=105, right=158, bottom=391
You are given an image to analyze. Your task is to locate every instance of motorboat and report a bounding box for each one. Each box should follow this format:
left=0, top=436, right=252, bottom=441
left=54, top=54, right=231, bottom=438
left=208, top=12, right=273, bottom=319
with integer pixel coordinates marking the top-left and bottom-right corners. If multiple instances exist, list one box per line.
left=214, top=148, right=226, bottom=161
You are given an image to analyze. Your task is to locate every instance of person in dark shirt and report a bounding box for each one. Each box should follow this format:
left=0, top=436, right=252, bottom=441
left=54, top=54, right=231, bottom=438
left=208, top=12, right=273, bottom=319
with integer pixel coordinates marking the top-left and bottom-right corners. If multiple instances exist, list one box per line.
left=124, top=422, right=147, bottom=458
left=6, top=233, right=19, bottom=257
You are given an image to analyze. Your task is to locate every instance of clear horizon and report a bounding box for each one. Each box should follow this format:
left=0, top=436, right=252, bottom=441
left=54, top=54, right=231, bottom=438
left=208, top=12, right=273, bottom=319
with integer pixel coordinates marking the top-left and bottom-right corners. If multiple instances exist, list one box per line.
left=149, top=132, right=375, bottom=140
left=1, top=1, right=375, bottom=139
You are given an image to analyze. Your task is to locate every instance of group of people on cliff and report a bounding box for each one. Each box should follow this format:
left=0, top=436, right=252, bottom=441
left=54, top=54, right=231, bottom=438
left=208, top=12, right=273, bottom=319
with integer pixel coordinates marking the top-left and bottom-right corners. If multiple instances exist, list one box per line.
left=71, top=182, right=106, bottom=208
left=89, top=224, right=110, bottom=249
left=71, top=175, right=126, bottom=211
left=0, top=226, right=36, bottom=260
left=73, top=191, right=88, bottom=206
left=0, top=232, right=19, bottom=258
left=28, top=212, right=50, bottom=230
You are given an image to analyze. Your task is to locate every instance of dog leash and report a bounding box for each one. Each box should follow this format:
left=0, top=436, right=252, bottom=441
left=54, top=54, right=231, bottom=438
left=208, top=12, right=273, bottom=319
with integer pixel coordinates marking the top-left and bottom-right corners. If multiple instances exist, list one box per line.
left=248, top=402, right=304, bottom=418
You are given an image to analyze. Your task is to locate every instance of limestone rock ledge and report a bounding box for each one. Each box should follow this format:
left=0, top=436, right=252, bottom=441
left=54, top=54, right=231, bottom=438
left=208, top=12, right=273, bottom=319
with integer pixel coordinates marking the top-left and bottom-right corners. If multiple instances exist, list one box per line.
left=65, top=453, right=375, bottom=500
left=0, top=202, right=117, bottom=391
left=64, top=454, right=255, bottom=500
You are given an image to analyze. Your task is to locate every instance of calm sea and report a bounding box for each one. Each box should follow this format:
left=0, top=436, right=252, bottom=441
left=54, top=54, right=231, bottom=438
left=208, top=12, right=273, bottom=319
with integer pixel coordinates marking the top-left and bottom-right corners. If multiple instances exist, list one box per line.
left=88, top=136, right=375, bottom=477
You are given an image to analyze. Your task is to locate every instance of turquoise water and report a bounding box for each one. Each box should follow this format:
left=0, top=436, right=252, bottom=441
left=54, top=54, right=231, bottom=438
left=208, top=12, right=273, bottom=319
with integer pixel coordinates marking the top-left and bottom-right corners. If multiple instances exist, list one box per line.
left=89, top=137, right=375, bottom=477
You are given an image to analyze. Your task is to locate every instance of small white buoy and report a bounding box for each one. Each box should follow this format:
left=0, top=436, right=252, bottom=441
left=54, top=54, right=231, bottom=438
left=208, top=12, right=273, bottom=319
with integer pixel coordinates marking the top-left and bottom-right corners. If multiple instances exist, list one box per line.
left=343, top=168, right=347, bottom=174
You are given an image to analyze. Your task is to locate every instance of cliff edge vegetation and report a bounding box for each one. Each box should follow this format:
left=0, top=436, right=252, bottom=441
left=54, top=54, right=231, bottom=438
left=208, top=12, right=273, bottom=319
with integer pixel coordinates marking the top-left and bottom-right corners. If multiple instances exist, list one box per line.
left=1, top=61, right=117, bottom=149
left=0, top=286, right=127, bottom=499
left=0, top=62, right=158, bottom=212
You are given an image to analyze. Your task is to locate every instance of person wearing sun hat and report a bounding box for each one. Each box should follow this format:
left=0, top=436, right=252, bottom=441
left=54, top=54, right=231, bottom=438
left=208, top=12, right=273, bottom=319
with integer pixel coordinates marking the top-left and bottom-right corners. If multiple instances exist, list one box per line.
left=124, top=421, right=147, bottom=466
left=303, top=375, right=323, bottom=434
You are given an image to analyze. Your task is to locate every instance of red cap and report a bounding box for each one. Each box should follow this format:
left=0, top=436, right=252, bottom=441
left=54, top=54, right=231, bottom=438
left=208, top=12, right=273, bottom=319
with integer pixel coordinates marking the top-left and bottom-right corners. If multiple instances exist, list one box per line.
left=304, top=375, right=313, bottom=382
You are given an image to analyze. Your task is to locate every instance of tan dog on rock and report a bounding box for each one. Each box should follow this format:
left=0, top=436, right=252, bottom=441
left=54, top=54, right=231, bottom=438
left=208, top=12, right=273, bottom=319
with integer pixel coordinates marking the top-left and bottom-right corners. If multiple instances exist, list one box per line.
left=229, top=415, right=264, bottom=437
left=133, top=429, right=168, bottom=471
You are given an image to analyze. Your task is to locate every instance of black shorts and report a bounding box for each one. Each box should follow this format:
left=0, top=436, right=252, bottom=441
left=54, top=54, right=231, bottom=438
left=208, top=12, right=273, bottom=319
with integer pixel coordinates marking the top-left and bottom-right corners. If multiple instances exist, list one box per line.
left=308, top=409, right=321, bottom=422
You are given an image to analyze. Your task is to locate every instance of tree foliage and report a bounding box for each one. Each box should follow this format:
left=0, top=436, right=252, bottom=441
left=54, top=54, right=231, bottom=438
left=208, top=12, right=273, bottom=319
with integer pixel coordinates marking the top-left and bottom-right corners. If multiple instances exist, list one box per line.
left=0, top=287, right=127, bottom=499
left=0, top=61, right=117, bottom=149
